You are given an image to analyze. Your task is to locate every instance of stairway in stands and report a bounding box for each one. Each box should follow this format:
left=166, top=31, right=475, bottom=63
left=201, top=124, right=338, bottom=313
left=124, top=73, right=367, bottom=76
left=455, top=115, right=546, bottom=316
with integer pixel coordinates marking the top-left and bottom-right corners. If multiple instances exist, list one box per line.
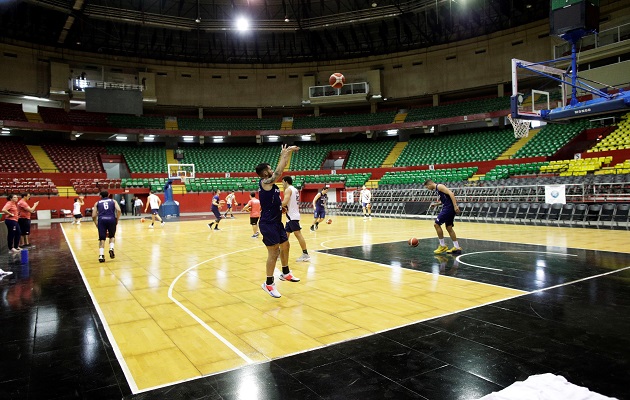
left=496, top=128, right=540, bottom=160
left=381, top=142, right=407, bottom=167
left=24, top=112, right=43, bottom=123
left=27, top=145, right=57, bottom=172
left=281, top=117, right=293, bottom=130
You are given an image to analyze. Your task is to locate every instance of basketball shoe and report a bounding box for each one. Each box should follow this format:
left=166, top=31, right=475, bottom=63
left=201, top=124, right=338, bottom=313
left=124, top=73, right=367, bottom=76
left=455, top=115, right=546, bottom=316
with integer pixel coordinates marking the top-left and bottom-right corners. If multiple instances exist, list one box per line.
left=434, top=245, right=449, bottom=254
left=99, top=255, right=105, bottom=263
left=279, top=272, right=300, bottom=282
left=261, top=282, right=281, bottom=298
left=109, top=249, right=115, bottom=259
left=446, top=247, right=462, bottom=254
left=296, top=253, right=311, bottom=262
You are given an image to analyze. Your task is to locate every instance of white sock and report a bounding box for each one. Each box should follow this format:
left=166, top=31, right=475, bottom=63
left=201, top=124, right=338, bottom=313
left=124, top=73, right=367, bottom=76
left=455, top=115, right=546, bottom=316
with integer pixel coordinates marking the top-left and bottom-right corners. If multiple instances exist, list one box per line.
left=439, top=239, right=445, bottom=246
left=453, top=241, right=459, bottom=248
left=109, top=244, right=114, bottom=250
left=99, top=248, right=104, bottom=256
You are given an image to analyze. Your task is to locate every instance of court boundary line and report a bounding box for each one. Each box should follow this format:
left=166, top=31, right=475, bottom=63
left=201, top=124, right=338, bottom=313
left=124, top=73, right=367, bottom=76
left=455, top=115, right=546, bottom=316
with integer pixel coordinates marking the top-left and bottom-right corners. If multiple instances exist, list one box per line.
left=61, top=224, right=140, bottom=393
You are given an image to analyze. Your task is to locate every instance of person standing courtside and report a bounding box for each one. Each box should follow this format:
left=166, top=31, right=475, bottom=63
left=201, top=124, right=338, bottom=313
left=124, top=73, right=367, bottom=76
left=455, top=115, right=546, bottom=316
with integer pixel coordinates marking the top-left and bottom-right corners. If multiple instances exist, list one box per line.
left=423, top=179, right=462, bottom=254
left=2, top=194, right=22, bottom=254
left=119, top=196, right=127, bottom=216
left=282, top=176, right=310, bottom=262
left=242, top=191, right=261, bottom=238
left=208, top=189, right=222, bottom=231
left=72, top=197, right=84, bottom=224
left=92, top=190, right=121, bottom=263
left=133, top=196, right=143, bottom=217
left=18, top=193, right=39, bottom=247
left=310, top=186, right=329, bottom=231
left=360, top=185, right=372, bottom=219
left=144, top=190, right=165, bottom=228
left=255, top=144, right=300, bottom=298
left=224, top=190, right=238, bottom=218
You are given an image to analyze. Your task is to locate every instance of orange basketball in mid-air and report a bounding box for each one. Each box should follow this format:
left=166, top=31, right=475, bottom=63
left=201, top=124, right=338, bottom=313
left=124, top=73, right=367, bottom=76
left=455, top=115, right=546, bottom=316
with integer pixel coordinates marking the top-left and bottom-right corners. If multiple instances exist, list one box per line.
left=326, top=218, right=332, bottom=224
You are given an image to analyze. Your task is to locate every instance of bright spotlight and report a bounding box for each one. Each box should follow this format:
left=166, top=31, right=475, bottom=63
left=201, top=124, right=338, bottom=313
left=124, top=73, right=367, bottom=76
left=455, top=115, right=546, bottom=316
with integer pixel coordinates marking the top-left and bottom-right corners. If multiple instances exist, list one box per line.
left=236, top=17, right=249, bottom=31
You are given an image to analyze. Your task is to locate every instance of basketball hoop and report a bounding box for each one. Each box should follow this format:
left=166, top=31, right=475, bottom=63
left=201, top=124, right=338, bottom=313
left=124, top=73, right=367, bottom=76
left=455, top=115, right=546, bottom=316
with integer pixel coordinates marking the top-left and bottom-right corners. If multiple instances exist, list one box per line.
left=507, top=114, right=531, bottom=138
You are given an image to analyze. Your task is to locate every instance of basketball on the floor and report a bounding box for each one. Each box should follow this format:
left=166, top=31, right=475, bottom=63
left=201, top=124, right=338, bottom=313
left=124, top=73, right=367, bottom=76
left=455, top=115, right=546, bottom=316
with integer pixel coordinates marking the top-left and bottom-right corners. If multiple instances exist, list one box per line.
left=141, top=218, right=145, bottom=223
left=326, top=218, right=332, bottom=224
left=408, top=237, right=419, bottom=247
left=329, top=72, right=345, bottom=89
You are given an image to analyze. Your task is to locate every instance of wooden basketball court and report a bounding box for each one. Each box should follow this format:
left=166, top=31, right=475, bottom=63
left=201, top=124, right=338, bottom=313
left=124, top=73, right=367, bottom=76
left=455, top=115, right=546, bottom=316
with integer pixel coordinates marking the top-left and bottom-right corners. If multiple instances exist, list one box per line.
left=61, top=215, right=630, bottom=393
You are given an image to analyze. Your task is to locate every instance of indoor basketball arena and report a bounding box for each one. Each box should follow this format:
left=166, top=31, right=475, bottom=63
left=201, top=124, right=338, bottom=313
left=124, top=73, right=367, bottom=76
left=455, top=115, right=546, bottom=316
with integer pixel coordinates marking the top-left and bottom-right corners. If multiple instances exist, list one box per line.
left=1, top=0, right=629, bottom=399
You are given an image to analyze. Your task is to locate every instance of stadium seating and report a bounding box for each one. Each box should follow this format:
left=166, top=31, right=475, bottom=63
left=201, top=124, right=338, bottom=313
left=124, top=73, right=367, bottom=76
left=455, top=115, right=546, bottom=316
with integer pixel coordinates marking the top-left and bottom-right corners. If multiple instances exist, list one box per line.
left=589, top=112, right=630, bottom=152
left=178, top=117, right=281, bottom=131
left=180, top=145, right=280, bottom=173
left=0, top=177, right=58, bottom=196
left=71, top=178, right=121, bottom=195
left=107, top=115, right=165, bottom=129
left=43, top=143, right=106, bottom=173
left=483, top=162, right=549, bottom=180
left=0, top=102, right=28, bottom=122
left=0, top=139, right=43, bottom=173
left=513, top=120, right=590, bottom=158
left=405, top=97, right=510, bottom=122
left=394, top=129, right=514, bottom=166
left=107, top=143, right=167, bottom=173
left=289, top=140, right=396, bottom=171
left=292, top=111, right=396, bottom=129
left=379, top=167, right=477, bottom=186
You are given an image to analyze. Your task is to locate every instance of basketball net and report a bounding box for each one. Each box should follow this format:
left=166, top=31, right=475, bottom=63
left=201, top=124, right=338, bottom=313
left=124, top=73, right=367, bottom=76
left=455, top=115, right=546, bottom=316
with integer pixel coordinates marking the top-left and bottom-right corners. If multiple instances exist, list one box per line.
left=507, top=114, right=531, bottom=139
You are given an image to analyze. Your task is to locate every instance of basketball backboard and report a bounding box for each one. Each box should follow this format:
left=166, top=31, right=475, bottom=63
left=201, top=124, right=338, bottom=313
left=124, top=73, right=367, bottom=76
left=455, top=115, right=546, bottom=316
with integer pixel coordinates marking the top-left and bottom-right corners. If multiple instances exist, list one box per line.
left=168, top=164, right=195, bottom=182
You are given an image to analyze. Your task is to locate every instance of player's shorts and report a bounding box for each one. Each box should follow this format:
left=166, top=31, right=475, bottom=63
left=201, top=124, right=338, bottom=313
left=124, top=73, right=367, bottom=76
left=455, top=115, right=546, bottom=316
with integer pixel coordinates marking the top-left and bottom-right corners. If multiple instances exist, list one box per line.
left=259, top=221, right=288, bottom=247
left=74, top=213, right=82, bottom=219
left=435, top=207, right=456, bottom=227
left=250, top=217, right=259, bottom=225
left=97, top=218, right=117, bottom=241
left=285, top=220, right=302, bottom=233
left=314, top=208, right=326, bottom=219
left=18, top=218, right=31, bottom=236
left=362, top=202, right=371, bottom=208
left=150, top=208, right=159, bottom=215
left=226, top=204, right=232, bottom=210
left=211, top=206, right=221, bottom=220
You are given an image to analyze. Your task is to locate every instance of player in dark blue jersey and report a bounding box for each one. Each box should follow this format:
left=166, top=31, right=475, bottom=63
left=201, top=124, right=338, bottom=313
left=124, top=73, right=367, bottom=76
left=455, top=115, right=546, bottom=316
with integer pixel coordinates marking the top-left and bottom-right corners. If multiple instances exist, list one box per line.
left=208, top=189, right=223, bottom=231
left=92, top=190, right=121, bottom=263
left=423, top=179, right=462, bottom=254
left=255, top=144, right=300, bottom=298
left=310, top=186, right=329, bottom=231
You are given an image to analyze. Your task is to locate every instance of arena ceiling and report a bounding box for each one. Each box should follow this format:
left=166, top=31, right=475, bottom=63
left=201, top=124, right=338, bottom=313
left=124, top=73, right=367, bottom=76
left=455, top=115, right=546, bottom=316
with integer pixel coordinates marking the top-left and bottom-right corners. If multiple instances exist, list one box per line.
left=1, top=0, right=552, bottom=64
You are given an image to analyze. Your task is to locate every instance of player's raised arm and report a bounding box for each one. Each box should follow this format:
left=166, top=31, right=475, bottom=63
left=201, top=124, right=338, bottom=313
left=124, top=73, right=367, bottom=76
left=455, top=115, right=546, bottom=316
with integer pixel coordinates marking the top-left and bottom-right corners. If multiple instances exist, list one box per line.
left=262, top=145, right=299, bottom=185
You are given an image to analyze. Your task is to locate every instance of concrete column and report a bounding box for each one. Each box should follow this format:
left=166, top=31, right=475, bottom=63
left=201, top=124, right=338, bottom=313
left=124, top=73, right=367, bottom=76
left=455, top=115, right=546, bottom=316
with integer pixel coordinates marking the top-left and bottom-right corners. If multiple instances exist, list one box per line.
left=371, top=102, right=377, bottom=113
left=433, top=94, right=439, bottom=107
left=498, top=83, right=505, bottom=97
left=198, top=107, right=203, bottom=119
left=314, top=106, right=320, bottom=116
left=257, top=108, right=262, bottom=118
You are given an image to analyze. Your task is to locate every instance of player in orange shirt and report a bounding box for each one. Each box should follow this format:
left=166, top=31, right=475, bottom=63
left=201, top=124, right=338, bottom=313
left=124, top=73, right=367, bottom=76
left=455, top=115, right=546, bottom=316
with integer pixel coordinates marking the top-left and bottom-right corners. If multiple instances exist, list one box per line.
left=242, top=191, right=261, bottom=238
left=18, top=192, right=39, bottom=248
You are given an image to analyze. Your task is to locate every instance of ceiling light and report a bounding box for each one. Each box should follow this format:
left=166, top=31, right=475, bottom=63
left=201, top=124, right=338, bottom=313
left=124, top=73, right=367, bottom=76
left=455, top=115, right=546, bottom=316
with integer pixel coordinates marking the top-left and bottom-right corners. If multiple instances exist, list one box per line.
left=267, top=135, right=279, bottom=142
left=183, top=136, right=195, bottom=142
left=284, top=16, right=289, bottom=22
left=386, top=129, right=398, bottom=136
left=2, top=127, right=10, bottom=131
left=116, top=135, right=127, bottom=140
left=195, top=17, right=201, bottom=23
left=236, top=17, right=250, bottom=31
left=23, top=95, right=50, bottom=102
left=213, top=136, right=224, bottom=142
left=371, top=2, right=377, bottom=7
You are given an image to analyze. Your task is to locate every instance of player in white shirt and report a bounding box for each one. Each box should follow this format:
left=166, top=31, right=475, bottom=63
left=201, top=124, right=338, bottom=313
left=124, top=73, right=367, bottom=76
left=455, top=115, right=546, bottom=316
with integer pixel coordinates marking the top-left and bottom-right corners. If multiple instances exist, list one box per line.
left=282, top=176, right=310, bottom=262
left=144, top=191, right=165, bottom=228
left=72, top=196, right=84, bottom=224
left=224, top=191, right=238, bottom=218
left=360, top=185, right=372, bottom=219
